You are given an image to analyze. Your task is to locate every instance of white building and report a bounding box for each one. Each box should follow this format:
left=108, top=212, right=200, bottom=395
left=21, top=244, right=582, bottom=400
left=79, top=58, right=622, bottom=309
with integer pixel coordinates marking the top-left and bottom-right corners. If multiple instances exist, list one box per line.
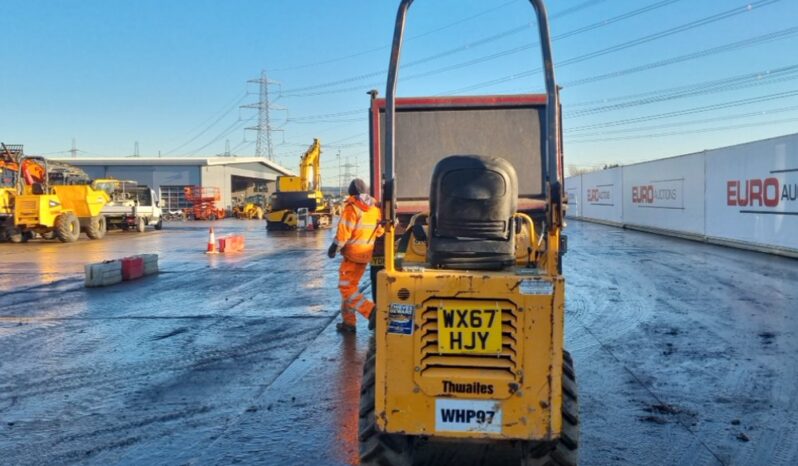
left=52, top=156, right=293, bottom=211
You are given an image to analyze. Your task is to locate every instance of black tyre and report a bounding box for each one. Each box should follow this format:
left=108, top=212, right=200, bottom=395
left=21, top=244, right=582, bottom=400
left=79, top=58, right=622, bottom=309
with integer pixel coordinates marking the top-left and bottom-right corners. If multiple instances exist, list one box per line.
left=54, top=212, right=81, bottom=242
left=9, top=230, right=28, bottom=243
left=154, top=218, right=163, bottom=230
left=41, top=230, right=56, bottom=240
left=523, top=351, right=579, bottom=466
left=359, top=338, right=414, bottom=466
left=86, top=215, right=107, bottom=240
left=136, top=216, right=146, bottom=233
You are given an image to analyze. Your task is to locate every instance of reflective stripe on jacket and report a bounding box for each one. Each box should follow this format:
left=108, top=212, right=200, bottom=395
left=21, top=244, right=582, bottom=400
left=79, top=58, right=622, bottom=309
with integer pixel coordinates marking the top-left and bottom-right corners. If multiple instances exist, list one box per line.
left=335, top=195, right=383, bottom=263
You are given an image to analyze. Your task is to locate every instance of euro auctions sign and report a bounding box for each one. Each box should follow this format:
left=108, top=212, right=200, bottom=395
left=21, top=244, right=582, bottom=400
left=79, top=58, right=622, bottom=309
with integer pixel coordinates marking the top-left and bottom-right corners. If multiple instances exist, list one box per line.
left=706, top=135, right=798, bottom=252
left=586, top=186, right=612, bottom=205
left=726, top=176, right=798, bottom=212
left=631, top=179, right=684, bottom=210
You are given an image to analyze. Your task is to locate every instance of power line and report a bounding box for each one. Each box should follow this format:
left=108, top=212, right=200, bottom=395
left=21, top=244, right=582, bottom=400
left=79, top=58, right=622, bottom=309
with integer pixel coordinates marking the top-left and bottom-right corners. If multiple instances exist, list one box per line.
left=564, top=26, right=798, bottom=88
left=447, top=25, right=798, bottom=95
left=568, top=64, right=798, bottom=108
left=557, top=0, right=780, bottom=68
left=445, top=0, right=783, bottom=94
left=287, top=0, right=772, bottom=99
left=566, top=64, right=798, bottom=117
left=280, top=0, right=684, bottom=98
left=270, top=0, right=527, bottom=73
left=566, top=104, right=798, bottom=139
left=566, top=89, right=798, bottom=132
left=566, top=115, right=798, bottom=144
left=181, top=116, right=256, bottom=156
left=163, top=91, right=248, bottom=155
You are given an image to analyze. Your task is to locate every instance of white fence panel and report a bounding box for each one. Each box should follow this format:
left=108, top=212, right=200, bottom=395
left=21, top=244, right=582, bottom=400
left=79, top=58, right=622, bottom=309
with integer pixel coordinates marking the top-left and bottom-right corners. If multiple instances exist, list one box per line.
left=565, top=175, right=582, bottom=218
left=622, top=153, right=705, bottom=236
left=705, top=134, right=798, bottom=251
left=580, top=167, right=623, bottom=224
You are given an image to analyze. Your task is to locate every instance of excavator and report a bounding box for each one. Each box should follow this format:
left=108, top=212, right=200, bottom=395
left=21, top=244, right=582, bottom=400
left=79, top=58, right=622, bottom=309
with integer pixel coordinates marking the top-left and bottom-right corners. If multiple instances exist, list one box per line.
left=266, top=138, right=332, bottom=230
left=359, top=1, right=576, bottom=465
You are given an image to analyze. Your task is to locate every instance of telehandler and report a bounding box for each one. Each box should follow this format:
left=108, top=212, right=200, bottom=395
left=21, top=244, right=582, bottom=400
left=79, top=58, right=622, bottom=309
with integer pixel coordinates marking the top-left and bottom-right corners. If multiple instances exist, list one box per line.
left=360, top=1, right=576, bottom=464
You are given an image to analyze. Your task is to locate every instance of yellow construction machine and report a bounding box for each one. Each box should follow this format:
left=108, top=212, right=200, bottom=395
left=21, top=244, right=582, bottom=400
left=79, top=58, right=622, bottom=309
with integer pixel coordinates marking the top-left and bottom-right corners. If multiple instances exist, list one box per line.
left=266, top=138, right=332, bottom=230
left=360, top=1, right=575, bottom=464
left=233, top=193, right=267, bottom=220
left=0, top=143, right=22, bottom=241
left=10, top=156, right=110, bottom=242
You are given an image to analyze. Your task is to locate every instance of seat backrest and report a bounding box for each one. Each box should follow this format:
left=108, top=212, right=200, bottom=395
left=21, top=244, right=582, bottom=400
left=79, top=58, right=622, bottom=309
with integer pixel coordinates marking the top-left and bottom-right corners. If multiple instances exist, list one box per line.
left=428, top=155, right=518, bottom=270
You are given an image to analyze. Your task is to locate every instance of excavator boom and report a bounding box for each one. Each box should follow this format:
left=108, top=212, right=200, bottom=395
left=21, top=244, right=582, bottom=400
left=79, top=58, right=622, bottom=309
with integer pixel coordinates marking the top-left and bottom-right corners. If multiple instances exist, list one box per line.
left=298, top=138, right=321, bottom=191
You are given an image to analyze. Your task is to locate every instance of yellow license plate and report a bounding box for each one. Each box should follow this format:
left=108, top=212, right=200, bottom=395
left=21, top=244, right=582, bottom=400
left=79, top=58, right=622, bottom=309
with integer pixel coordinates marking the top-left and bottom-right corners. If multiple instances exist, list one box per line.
left=437, top=302, right=502, bottom=354
left=371, top=256, right=384, bottom=266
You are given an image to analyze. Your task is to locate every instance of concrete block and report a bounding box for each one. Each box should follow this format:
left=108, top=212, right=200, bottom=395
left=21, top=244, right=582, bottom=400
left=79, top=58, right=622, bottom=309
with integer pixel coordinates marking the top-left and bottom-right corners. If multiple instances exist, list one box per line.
left=85, top=260, right=122, bottom=288
left=140, top=253, right=159, bottom=276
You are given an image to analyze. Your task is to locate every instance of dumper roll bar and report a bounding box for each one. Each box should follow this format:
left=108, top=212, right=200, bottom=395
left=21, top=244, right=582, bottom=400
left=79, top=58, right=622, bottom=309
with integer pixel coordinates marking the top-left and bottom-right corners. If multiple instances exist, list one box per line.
left=383, top=0, right=561, bottom=226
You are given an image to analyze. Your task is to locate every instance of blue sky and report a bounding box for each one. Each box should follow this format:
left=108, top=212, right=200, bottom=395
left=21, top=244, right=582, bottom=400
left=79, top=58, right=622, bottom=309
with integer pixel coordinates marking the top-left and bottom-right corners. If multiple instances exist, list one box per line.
left=2, top=0, right=797, bottom=181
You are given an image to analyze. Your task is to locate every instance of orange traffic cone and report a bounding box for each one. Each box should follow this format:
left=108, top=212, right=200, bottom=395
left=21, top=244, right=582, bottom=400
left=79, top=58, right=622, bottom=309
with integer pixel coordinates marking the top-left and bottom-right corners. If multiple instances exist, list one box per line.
left=206, top=227, right=218, bottom=254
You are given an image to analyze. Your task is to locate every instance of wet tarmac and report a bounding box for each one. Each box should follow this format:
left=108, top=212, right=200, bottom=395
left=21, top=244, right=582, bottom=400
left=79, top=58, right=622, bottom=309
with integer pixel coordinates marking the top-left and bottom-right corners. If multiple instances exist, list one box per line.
left=0, top=219, right=796, bottom=465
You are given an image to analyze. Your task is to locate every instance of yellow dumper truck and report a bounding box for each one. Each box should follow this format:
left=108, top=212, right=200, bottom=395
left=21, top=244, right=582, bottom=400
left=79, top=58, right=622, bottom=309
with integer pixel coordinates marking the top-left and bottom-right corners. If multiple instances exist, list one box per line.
left=11, top=156, right=109, bottom=242
left=360, top=1, right=575, bottom=464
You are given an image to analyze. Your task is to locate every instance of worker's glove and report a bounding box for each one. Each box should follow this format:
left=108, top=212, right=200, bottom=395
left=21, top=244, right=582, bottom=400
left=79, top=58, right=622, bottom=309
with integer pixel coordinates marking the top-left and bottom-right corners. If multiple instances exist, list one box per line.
left=327, top=243, right=338, bottom=259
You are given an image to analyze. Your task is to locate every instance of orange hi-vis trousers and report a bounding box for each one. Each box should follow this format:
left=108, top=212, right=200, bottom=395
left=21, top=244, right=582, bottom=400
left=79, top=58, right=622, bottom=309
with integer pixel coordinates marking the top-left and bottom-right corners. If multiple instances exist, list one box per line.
left=338, top=259, right=374, bottom=325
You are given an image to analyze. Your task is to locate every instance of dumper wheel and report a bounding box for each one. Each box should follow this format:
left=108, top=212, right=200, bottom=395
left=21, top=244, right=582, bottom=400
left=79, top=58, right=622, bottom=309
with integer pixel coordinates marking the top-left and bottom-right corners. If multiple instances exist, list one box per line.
left=154, top=219, right=163, bottom=230
left=86, top=215, right=107, bottom=240
left=54, top=212, right=81, bottom=242
left=359, top=337, right=414, bottom=466
left=523, top=350, right=579, bottom=466
left=9, top=230, right=30, bottom=243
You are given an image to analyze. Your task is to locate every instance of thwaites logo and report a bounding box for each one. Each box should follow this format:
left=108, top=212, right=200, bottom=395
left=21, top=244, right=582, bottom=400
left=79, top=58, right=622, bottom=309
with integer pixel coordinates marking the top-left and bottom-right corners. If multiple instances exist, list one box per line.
left=727, top=176, right=798, bottom=209
left=631, top=179, right=683, bottom=209
left=442, top=381, right=494, bottom=395
left=586, top=185, right=613, bottom=205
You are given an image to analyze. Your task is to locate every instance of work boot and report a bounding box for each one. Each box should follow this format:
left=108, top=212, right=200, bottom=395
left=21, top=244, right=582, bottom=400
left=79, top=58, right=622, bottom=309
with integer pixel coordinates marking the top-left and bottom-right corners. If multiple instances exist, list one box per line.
left=336, top=321, right=357, bottom=333
left=368, top=311, right=376, bottom=331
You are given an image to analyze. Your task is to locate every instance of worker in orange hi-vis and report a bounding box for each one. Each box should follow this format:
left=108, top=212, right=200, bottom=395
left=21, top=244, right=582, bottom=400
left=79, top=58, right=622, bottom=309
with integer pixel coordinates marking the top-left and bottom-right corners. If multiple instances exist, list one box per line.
left=327, top=178, right=384, bottom=333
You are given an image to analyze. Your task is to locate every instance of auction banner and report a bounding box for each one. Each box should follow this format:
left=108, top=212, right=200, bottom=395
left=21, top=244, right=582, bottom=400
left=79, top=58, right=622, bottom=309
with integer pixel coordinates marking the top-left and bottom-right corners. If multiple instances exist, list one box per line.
left=705, top=134, right=798, bottom=251
left=581, top=167, right=623, bottom=224
left=622, top=153, right=705, bottom=235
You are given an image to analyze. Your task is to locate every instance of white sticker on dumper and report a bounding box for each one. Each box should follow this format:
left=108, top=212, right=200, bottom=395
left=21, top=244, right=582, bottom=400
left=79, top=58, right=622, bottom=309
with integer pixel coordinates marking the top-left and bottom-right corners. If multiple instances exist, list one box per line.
left=519, top=279, right=553, bottom=295
left=435, top=399, right=502, bottom=434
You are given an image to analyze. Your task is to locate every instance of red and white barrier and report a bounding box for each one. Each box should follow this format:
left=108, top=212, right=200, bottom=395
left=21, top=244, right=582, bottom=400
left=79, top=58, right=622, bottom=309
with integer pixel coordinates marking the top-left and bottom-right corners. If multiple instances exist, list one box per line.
left=85, top=254, right=159, bottom=287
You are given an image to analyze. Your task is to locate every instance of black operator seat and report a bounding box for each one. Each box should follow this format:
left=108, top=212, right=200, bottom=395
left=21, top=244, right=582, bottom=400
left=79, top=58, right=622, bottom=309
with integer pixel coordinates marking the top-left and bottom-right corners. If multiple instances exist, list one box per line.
left=427, top=155, right=518, bottom=270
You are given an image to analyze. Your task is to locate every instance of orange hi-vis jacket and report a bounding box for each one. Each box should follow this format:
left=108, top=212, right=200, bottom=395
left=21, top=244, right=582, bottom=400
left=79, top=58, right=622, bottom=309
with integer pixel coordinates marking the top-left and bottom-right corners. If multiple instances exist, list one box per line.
left=335, top=194, right=384, bottom=264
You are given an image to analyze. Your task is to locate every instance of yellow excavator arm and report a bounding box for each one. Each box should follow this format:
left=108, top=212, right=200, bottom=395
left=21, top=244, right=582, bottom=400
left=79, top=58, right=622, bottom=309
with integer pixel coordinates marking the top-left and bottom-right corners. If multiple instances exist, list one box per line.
left=298, top=138, right=321, bottom=192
